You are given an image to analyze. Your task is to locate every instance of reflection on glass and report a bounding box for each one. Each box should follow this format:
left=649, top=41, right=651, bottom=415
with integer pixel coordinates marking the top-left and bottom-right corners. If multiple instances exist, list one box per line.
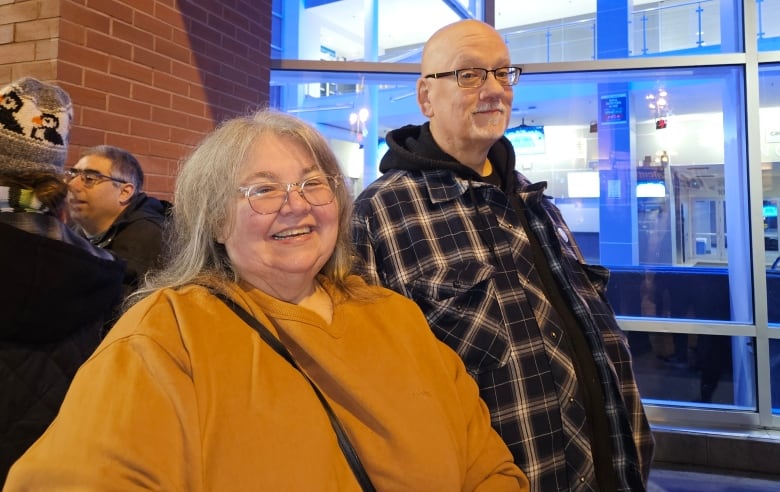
left=771, top=339, right=780, bottom=414
left=759, top=64, right=780, bottom=326
left=272, top=65, right=750, bottom=325
left=273, top=1, right=739, bottom=64
left=629, top=332, right=756, bottom=409
left=757, top=0, right=780, bottom=52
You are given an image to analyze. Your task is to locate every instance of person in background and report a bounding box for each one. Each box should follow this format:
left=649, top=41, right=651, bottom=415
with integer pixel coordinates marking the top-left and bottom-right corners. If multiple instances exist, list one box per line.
left=0, top=77, right=124, bottom=486
left=5, top=109, right=529, bottom=491
left=351, top=19, right=654, bottom=491
left=66, top=145, right=171, bottom=296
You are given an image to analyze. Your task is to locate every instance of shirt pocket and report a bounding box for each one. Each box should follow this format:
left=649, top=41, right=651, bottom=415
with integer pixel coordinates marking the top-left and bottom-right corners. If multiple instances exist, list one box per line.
left=409, top=261, right=510, bottom=374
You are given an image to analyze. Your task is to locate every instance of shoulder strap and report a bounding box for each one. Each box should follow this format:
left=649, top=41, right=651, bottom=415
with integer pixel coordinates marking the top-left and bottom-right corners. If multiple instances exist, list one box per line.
left=213, top=292, right=376, bottom=492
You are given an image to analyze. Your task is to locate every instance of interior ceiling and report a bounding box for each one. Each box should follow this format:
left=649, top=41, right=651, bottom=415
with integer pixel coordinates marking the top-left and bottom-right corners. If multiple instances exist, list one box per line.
left=307, top=0, right=661, bottom=60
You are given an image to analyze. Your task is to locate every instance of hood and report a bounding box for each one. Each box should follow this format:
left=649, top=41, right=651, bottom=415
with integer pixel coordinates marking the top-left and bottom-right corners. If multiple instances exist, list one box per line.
left=0, top=219, right=125, bottom=344
left=379, top=122, right=519, bottom=193
left=116, top=192, right=172, bottom=228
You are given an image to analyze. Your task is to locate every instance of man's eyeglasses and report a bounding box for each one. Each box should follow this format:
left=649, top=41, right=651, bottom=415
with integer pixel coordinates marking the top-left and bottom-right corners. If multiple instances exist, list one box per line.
left=238, top=175, right=340, bottom=215
left=424, top=66, right=522, bottom=88
left=64, top=169, right=128, bottom=188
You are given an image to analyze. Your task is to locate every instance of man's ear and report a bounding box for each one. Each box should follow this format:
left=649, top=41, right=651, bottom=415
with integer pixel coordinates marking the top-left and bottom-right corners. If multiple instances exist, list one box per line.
left=118, top=182, right=136, bottom=205
left=417, top=78, right=434, bottom=117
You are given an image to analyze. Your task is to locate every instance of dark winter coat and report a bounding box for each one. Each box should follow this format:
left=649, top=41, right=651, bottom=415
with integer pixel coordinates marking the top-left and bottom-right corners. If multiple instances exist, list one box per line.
left=0, top=213, right=124, bottom=486
left=82, top=192, right=171, bottom=296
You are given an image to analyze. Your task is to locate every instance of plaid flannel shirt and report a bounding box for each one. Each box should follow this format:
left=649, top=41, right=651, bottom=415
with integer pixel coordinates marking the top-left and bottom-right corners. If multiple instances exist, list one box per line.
left=351, top=132, right=654, bottom=491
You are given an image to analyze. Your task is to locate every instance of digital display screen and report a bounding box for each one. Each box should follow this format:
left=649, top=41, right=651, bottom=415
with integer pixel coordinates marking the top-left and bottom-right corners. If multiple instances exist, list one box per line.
left=567, top=171, right=600, bottom=198
left=506, top=125, right=545, bottom=155
left=636, top=181, right=667, bottom=198
left=600, top=93, right=628, bottom=125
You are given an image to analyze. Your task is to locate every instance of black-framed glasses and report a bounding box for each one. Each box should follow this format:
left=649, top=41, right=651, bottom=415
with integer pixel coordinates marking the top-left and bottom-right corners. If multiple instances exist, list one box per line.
left=424, top=66, right=522, bottom=88
left=64, top=169, right=128, bottom=188
left=238, top=175, right=340, bottom=215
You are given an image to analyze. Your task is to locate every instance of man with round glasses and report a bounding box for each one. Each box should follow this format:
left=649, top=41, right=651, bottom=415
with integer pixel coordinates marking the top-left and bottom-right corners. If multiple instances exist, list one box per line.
left=66, top=145, right=171, bottom=298
left=352, top=19, right=653, bottom=492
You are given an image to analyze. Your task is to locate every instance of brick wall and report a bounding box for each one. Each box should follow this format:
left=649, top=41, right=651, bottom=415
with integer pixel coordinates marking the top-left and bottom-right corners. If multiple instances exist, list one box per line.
left=0, top=0, right=272, bottom=200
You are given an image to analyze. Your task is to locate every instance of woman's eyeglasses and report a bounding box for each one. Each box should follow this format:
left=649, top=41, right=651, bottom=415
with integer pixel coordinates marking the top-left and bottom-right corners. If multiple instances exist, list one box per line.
left=238, top=175, right=340, bottom=215
left=64, top=169, right=128, bottom=188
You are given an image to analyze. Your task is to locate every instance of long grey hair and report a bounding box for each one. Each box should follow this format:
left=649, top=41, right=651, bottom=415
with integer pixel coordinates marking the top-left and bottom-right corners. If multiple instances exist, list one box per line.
left=129, top=108, right=369, bottom=305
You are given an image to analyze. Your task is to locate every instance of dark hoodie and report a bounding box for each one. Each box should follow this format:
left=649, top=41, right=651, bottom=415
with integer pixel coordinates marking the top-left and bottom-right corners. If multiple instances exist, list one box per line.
left=0, top=213, right=124, bottom=485
left=380, top=122, right=518, bottom=193
left=354, top=121, right=652, bottom=491
left=83, top=192, right=172, bottom=296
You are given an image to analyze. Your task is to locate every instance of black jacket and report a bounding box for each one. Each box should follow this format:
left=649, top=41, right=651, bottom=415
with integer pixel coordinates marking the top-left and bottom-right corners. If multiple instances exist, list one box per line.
left=0, top=213, right=125, bottom=485
left=83, top=192, right=171, bottom=296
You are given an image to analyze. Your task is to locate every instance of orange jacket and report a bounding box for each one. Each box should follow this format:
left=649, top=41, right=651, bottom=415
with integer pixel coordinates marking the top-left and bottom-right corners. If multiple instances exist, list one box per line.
left=6, top=279, right=528, bottom=491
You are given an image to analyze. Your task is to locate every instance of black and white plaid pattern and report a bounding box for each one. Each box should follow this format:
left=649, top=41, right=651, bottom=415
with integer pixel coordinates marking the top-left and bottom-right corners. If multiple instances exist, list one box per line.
left=352, top=166, right=653, bottom=491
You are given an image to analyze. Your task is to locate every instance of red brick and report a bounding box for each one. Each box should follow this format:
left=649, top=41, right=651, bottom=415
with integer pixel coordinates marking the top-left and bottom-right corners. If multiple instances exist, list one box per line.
left=111, top=21, right=153, bottom=50
left=133, top=10, right=172, bottom=40
left=170, top=126, right=204, bottom=146
left=57, top=59, right=84, bottom=84
left=0, top=2, right=38, bottom=24
left=88, top=0, right=133, bottom=24
left=108, top=94, right=151, bottom=119
left=15, top=18, right=58, bottom=42
left=132, top=82, right=170, bottom=107
left=110, top=58, right=153, bottom=84
left=61, top=83, right=108, bottom=111
left=59, top=41, right=109, bottom=72
left=85, top=30, right=132, bottom=58
left=149, top=139, right=188, bottom=159
left=35, top=38, right=58, bottom=59
left=59, top=19, right=86, bottom=45
left=155, top=3, right=186, bottom=29
left=130, top=118, right=171, bottom=140
left=172, top=93, right=205, bottom=116
left=155, top=36, right=190, bottom=64
left=39, top=0, right=63, bottom=18
left=133, top=46, right=171, bottom=72
left=70, top=125, right=107, bottom=147
left=105, top=132, right=151, bottom=154
left=0, top=42, right=35, bottom=63
left=152, top=71, right=188, bottom=94
left=84, top=70, right=131, bottom=97
left=60, top=2, right=110, bottom=34
left=81, top=107, right=130, bottom=133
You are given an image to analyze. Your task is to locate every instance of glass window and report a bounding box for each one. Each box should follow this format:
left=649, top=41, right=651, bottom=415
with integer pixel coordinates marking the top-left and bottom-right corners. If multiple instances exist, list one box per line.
left=759, top=64, right=780, bottom=328
left=278, top=0, right=741, bottom=64
left=630, top=332, right=755, bottom=408
left=273, top=65, right=751, bottom=323
left=758, top=0, right=780, bottom=52
left=275, top=0, right=463, bottom=62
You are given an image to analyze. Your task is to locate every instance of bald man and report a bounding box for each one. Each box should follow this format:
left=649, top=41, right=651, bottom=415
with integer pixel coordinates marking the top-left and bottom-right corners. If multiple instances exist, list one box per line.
left=352, top=19, right=654, bottom=492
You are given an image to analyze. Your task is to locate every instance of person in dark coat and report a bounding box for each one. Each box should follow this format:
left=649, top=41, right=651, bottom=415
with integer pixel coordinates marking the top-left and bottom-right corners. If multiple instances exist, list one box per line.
left=65, top=145, right=171, bottom=296
left=0, top=77, right=125, bottom=486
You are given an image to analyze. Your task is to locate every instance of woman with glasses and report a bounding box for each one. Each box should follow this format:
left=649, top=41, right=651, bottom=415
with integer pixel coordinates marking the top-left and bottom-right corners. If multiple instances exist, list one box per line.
left=5, top=109, right=528, bottom=491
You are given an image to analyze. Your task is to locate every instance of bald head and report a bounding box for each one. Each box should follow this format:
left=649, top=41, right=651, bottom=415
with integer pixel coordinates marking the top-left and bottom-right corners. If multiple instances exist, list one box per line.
left=417, top=20, right=515, bottom=173
left=421, top=20, right=509, bottom=76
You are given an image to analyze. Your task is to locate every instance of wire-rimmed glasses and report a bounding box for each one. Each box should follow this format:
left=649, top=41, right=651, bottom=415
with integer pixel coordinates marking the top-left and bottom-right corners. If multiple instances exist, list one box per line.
left=64, top=169, right=128, bottom=188
left=423, top=66, right=522, bottom=88
left=238, top=175, right=340, bottom=215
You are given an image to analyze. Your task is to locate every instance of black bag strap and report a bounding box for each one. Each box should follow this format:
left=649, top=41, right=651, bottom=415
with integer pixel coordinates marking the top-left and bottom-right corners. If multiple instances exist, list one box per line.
left=214, top=292, right=376, bottom=492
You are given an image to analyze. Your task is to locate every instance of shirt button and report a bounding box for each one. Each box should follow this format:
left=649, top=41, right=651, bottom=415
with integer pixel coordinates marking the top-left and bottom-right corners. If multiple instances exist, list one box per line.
left=579, top=477, right=585, bottom=483
left=569, top=397, right=575, bottom=403
left=551, top=331, right=558, bottom=338
left=557, top=227, right=569, bottom=243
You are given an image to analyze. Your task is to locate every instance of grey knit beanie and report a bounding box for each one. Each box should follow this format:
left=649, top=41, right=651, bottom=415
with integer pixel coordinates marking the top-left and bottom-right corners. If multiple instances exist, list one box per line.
left=0, top=77, right=73, bottom=178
